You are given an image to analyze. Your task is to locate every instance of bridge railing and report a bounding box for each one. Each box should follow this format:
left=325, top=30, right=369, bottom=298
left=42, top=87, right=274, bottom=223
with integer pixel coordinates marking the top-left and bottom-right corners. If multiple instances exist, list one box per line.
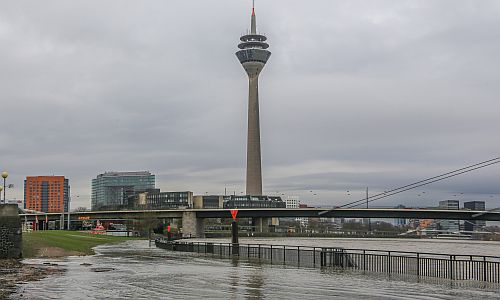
left=155, top=239, right=500, bottom=283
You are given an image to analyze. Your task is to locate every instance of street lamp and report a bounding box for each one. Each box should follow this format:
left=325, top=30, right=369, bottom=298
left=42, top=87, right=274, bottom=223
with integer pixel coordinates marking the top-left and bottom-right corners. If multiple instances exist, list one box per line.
left=1, top=171, right=8, bottom=204
left=0, top=186, right=3, bottom=204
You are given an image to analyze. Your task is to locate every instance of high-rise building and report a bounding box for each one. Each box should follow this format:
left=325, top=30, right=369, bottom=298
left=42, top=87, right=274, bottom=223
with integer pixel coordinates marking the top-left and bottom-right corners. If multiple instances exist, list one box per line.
left=91, top=171, right=155, bottom=211
left=463, top=201, right=486, bottom=231
left=236, top=4, right=271, bottom=196
left=24, top=176, right=70, bottom=213
left=438, top=200, right=460, bottom=232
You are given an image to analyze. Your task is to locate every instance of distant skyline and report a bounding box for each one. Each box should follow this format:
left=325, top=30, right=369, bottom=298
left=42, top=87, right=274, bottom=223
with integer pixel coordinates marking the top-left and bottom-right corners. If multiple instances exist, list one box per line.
left=1, top=1, right=499, bottom=209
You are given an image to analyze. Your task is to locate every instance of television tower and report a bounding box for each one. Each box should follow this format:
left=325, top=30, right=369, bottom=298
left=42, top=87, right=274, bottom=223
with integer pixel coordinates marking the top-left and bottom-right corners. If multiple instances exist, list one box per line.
left=236, top=3, right=271, bottom=196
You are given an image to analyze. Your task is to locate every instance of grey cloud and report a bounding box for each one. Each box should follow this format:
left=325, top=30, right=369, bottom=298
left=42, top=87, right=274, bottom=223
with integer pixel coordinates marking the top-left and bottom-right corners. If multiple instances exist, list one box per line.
left=1, top=1, right=499, bottom=209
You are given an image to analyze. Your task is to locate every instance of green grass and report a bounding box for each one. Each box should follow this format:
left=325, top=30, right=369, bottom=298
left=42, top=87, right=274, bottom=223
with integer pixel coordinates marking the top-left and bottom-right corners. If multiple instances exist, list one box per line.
left=22, top=230, right=142, bottom=258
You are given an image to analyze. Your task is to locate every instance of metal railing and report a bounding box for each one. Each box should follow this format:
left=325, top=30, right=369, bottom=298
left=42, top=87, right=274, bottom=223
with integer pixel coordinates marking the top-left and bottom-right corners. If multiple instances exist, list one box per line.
left=155, top=240, right=500, bottom=283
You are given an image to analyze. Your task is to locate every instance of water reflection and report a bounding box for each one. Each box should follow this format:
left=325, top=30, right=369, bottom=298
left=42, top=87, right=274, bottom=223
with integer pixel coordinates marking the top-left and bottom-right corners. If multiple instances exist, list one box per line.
left=229, top=256, right=240, bottom=298
left=244, top=263, right=264, bottom=299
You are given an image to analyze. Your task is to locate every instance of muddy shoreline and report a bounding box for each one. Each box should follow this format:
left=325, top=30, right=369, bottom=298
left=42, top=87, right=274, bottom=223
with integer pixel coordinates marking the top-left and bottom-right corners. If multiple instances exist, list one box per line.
left=1, top=257, right=68, bottom=298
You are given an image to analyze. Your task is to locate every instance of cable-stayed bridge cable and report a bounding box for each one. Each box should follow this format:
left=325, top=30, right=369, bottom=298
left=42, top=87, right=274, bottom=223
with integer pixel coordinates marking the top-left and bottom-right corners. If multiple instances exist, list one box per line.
left=321, top=157, right=500, bottom=213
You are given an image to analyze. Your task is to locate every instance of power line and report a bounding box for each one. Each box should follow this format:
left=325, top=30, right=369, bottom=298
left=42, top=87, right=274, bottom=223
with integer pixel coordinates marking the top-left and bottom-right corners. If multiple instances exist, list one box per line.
left=338, top=157, right=500, bottom=209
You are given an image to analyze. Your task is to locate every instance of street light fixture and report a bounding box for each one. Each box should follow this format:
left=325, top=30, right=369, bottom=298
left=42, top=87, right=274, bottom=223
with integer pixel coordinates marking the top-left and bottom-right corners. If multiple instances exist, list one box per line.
left=1, top=171, right=8, bottom=204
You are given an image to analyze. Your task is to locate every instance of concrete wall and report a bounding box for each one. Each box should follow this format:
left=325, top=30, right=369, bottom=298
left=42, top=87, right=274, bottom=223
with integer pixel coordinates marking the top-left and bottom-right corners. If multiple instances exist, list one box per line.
left=0, top=204, right=22, bottom=259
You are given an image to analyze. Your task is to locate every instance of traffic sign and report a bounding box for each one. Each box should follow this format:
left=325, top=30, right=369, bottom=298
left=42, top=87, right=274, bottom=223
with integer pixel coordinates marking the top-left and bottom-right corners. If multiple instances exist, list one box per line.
left=230, top=209, right=238, bottom=220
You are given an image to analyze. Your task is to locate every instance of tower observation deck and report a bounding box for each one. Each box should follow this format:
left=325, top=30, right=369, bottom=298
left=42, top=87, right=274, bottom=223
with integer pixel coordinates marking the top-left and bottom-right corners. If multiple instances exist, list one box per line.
left=236, top=5, right=271, bottom=196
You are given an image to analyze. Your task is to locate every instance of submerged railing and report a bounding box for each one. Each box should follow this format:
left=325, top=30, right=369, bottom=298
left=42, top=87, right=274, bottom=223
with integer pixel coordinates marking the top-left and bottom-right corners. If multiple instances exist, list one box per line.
left=155, top=240, right=500, bottom=283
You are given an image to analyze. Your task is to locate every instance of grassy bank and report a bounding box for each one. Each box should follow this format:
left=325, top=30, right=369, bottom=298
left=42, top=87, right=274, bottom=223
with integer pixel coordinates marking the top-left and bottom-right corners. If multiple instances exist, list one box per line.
left=22, top=231, right=142, bottom=258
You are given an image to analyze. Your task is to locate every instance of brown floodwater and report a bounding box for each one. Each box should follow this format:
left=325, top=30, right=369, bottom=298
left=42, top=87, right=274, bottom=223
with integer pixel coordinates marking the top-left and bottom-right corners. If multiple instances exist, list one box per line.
left=11, top=238, right=500, bottom=299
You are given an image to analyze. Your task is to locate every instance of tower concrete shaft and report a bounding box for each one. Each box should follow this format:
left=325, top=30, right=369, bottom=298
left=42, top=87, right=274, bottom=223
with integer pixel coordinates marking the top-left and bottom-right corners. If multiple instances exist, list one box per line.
left=246, top=64, right=263, bottom=195
left=236, top=5, right=271, bottom=196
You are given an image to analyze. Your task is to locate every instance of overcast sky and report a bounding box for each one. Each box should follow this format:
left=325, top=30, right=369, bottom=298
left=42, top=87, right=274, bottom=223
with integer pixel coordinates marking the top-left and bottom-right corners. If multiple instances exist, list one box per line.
left=1, top=0, right=499, bottom=209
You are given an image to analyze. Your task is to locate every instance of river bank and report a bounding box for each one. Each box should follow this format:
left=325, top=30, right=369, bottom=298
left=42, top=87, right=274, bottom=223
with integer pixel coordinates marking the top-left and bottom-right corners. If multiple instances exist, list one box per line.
left=22, top=230, right=141, bottom=258
left=1, top=231, right=141, bottom=298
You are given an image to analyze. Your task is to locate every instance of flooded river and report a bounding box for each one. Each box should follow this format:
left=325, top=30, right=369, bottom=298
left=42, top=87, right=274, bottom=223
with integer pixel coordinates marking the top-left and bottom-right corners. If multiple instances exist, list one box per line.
left=12, top=238, right=500, bottom=299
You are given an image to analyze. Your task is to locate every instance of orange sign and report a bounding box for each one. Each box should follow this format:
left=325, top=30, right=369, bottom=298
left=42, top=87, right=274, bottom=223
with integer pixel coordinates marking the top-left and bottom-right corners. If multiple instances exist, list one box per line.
left=78, top=216, right=91, bottom=220
left=230, top=209, right=238, bottom=220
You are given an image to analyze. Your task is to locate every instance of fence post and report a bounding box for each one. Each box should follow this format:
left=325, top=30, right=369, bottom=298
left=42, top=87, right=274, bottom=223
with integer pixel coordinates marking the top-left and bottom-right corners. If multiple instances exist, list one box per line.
left=297, top=246, right=300, bottom=266
left=449, top=255, right=454, bottom=280
left=258, top=244, right=261, bottom=259
left=283, top=246, right=286, bottom=264
left=320, top=249, right=324, bottom=267
left=416, top=253, right=420, bottom=277
left=363, top=250, right=366, bottom=271
left=270, top=245, right=273, bottom=263
left=313, top=247, right=316, bottom=267
left=388, top=251, right=391, bottom=274
left=483, top=256, right=487, bottom=282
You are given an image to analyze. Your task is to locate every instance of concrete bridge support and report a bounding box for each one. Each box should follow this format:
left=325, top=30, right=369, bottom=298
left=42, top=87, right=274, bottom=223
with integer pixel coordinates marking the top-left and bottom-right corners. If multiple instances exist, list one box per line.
left=253, top=217, right=270, bottom=233
left=0, top=204, right=22, bottom=258
left=182, top=212, right=205, bottom=238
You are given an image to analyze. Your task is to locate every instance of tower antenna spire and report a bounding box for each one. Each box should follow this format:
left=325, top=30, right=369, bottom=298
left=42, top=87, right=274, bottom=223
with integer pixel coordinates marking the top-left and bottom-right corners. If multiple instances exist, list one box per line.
left=251, top=0, right=256, bottom=34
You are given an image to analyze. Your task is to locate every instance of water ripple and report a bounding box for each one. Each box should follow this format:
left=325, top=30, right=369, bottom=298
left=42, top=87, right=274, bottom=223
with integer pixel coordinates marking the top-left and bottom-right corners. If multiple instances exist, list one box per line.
left=12, top=240, right=500, bottom=300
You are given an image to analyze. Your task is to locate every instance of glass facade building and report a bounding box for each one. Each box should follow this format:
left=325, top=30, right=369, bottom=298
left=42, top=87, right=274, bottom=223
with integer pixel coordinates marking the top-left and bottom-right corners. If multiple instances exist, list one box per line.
left=127, top=189, right=193, bottom=210
left=91, top=171, right=155, bottom=211
left=463, top=201, right=486, bottom=231
left=193, top=195, right=224, bottom=209
left=438, top=200, right=460, bottom=232
left=223, top=195, right=286, bottom=209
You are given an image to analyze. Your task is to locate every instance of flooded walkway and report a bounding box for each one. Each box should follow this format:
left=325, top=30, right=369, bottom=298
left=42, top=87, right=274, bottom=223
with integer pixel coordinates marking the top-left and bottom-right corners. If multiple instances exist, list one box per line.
left=12, top=239, right=500, bottom=299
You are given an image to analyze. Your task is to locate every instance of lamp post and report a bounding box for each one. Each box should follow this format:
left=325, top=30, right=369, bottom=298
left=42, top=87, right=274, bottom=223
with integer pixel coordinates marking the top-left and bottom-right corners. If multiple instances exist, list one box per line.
left=1, top=172, right=8, bottom=204
left=0, top=186, right=3, bottom=204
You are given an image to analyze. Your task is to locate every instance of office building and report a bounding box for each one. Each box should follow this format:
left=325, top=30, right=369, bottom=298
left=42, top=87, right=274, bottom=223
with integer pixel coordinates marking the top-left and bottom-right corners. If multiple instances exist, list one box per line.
left=24, top=176, right=70, bottom=213
left=236, top=4, right=271, bottom=195
left=223, top=195, right=286, bottom=209
left=285, top=196, right=299, bottom=209
left=193, top=195, right=224, bottom=209
left=91, top=171, right=155, bottom=210
left=463, top=201, right=486, bottom=231
left=127, top=189, right=193, bottom=210
left=438, top=200, right=460, bottom=232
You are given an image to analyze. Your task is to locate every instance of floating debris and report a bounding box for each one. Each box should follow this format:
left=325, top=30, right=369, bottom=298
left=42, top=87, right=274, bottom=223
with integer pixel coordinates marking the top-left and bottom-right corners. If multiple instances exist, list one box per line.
left=90, top=267, right=115, bottom=273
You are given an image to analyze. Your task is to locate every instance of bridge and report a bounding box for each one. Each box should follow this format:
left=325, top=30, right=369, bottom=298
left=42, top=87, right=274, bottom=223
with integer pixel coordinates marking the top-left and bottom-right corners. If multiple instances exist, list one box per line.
left=20, top=208, right=500, bottom=238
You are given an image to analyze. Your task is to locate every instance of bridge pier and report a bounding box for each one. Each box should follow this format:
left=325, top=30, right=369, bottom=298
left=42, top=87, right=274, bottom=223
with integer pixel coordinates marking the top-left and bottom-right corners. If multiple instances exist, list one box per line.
left=253, top=217, right=270, bottom=233
left=182, top=212, right=205, bottom=238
